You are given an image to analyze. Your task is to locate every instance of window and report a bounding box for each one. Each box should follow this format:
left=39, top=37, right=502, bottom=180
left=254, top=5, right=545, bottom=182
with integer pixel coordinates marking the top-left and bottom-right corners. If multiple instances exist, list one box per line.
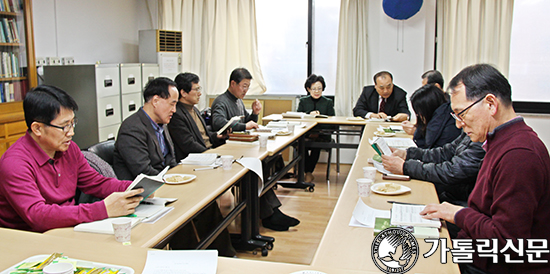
left=256, top=0, right=340, bottom=95
left=256, top=0, right=308, bottom=95
left=509, top=1, right=550, bottom=105
left=312, top=0, right=340, bottom=96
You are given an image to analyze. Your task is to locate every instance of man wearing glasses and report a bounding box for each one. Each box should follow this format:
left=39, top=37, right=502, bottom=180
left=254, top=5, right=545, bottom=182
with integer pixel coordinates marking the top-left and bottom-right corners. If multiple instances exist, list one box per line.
left=211, top=67, right=261, bottom=131
left=210, top=68, right=300, bottom=232
left=0, top=85, right=143, bottom=232
left=353, top=71, right=410, bottom=121
left=421, top=64, right=550, bottom=274
left=169, top=72, right=227, bottom=160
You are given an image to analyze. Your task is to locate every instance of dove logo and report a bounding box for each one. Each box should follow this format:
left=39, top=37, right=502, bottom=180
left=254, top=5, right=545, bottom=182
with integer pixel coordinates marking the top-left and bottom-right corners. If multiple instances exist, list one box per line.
left=371, top=227, right=419, bottom=273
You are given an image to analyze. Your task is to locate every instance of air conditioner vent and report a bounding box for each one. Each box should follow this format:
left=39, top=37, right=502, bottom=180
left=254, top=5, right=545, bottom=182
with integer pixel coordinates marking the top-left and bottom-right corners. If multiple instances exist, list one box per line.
left=157, top=30, right=182, bottom=52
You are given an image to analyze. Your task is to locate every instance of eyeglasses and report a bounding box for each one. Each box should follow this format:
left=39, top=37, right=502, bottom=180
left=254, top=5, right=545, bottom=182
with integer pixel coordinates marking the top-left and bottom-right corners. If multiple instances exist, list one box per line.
left=450, top=96, right=485, bottom=123
left=310, top=88, right=323, bottom=92
left=38, top=118, right=78, bottom=133
left=192, top=86, right=202, bottom=92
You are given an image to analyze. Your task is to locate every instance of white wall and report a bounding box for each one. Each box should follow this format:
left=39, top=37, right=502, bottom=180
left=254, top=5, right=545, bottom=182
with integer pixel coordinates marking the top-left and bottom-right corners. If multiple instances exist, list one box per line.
left=336, top=0, right=437, bottom=164
left=522, top=115, right=550, bottom=153
left=367, top=0, right=436, bottom=93
left=33, top=0, right=156, bottom=65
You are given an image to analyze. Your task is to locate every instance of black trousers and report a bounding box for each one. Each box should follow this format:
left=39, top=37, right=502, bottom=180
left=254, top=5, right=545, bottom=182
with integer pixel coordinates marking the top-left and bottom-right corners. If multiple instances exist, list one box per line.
left=169, top=203, right=236, bottom=257
left=260, top=188, right=282, bottom=219
left=304, top=134, right=331, bottom=173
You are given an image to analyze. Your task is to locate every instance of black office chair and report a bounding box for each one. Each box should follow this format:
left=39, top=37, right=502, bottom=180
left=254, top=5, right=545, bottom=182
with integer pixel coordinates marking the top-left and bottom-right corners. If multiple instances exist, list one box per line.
left=87, top=140, right=116, bottom=166
left=305, top=136, right=337, bottom=182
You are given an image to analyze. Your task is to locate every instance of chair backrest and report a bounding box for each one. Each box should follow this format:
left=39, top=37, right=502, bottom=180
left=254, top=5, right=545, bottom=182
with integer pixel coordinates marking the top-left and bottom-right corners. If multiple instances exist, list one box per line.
left=77, top=151, right=117, bottom=205
left=87, top=140, right=115, bottom=166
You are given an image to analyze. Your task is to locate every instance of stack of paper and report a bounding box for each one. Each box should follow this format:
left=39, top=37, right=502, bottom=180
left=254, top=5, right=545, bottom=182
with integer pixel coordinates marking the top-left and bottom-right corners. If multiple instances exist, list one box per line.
left=142, top=250, right=218, bottom=274
left=180, top=153, right=218, bottom=166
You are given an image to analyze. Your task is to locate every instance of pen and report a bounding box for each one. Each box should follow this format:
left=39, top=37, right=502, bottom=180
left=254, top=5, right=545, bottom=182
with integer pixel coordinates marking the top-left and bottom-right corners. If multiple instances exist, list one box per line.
left=387, top=201, right=425, bottom=206
left=193, top=165, right=220, bottom=171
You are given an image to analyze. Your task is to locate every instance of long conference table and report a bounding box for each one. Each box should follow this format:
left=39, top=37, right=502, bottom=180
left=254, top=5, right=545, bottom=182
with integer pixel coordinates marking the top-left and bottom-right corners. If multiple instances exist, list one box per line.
left=3, top=116, right=460, bottom=273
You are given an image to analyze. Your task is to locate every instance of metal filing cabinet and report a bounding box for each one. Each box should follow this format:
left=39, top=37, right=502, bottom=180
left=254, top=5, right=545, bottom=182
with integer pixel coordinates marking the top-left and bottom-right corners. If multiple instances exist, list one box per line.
left=141, top=63, right=159, bottom=89
left=120, top=63, right=142, bottom=120
left=43, top=64, right=121, bottom=149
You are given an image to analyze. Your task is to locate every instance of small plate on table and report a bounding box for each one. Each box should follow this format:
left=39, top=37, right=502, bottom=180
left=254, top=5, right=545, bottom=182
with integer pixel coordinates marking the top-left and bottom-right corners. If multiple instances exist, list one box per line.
left=163, top=174, right=196, bottom=185
left=276, top=130, right=291, bottom=136
left=371, top=182, right=411, bottom=195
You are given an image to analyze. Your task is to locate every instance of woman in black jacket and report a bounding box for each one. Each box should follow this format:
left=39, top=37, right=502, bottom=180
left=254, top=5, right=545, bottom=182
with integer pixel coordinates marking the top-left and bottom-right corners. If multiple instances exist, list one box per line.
left=410, top=84, right=461, bottom=149
left=297, top=74, right=335, bottom=183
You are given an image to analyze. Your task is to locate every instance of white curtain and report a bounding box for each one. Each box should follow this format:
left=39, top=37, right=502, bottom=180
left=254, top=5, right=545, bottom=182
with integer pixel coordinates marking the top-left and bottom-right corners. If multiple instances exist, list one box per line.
left=158, top=0, right=267, bottom=110
left=334, top=0, right=369, bottom=117
left=436, top=0, right=514, bottom=84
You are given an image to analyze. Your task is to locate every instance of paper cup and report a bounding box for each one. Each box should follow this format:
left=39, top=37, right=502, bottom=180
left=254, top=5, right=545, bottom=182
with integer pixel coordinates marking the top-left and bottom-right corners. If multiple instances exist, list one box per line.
left=287, top=124, right=295, bottom=133
left=221, top=155, right=234, bottom=170
left=112, top=218, right=132, bottom=243
left=362, top=166, right=377, bottom=181
left=259, top=135, right=268, bottom=148
left=43, top=262, right=74, bottom=274
left=356, top=178, right=373, bottom=197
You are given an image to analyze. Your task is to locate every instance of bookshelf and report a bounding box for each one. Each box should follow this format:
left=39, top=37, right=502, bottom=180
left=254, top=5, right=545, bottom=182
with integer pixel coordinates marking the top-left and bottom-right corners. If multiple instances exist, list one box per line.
left=0, top=0, right=36, bottom=156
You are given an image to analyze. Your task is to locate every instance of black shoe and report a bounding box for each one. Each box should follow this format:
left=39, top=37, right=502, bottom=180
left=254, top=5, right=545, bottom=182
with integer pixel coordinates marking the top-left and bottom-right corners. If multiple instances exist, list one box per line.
left=270, top=208, right=300, bottom=227
left=262, top=218, right=290, bottom=231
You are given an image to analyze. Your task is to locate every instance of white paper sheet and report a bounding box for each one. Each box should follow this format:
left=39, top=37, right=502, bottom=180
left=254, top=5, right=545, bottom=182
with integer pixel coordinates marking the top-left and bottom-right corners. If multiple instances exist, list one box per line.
left=142, top=250, right=218, bottom=274
left=236, top=157, right=264, bottom=196
left=390, top=203, right=441, bottom=228
left=349, top=199, right=390, bottom=228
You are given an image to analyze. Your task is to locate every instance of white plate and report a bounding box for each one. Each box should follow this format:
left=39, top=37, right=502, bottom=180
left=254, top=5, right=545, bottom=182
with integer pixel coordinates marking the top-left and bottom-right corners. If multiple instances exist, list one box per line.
left=276, top=130, right=291, bottom=136
left=0, top=254, right=134, bottom=274
left=374, top=131, right=396, bottom=137
left=163, top=174, right=196, bottom=185
left=371, top=182, right=411, bottom=195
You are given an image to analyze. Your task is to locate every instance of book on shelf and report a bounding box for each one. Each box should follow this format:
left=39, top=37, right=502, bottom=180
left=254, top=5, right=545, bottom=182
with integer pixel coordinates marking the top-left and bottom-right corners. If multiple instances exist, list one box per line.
left=1, top=0, right=22, bottom=12
left=1, top=18, right=12, bottom=43
left=0, top=79, right=26, bottom=103
left=374, top=217, right=439, bottom=238
left=1, top=51, right=20, bottom=78
left=8, top=18, right=19, bottom=42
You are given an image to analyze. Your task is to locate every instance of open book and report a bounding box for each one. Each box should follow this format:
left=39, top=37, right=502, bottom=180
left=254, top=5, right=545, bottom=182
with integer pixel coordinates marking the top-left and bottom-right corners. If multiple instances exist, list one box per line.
left=374, top=217, right=439, bottom=238
left=370, top=137, right=393, bottom=156
left=125, top=166, right=168, bottom=200
left=217, top=116, right=243, bottom=135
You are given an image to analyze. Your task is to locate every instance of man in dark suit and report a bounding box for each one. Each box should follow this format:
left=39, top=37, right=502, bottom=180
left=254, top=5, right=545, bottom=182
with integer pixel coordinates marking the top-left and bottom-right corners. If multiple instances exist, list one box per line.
left=113, top=78, right=178, bottom=180
left=352, top=71, right=410, bottom=121
left=168, top=72, right=226, bottom=161
left=113, top=77, right=236, bottom=257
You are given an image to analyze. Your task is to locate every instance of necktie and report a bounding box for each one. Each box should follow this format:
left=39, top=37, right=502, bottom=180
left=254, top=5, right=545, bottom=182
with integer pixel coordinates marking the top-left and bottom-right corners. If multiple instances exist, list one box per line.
left=379, top=98, right=386, bottom=113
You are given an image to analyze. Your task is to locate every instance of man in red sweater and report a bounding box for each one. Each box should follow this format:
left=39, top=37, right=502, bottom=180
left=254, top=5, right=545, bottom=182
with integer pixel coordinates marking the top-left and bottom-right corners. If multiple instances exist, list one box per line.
left=421, top=64, right=550, bottom=274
